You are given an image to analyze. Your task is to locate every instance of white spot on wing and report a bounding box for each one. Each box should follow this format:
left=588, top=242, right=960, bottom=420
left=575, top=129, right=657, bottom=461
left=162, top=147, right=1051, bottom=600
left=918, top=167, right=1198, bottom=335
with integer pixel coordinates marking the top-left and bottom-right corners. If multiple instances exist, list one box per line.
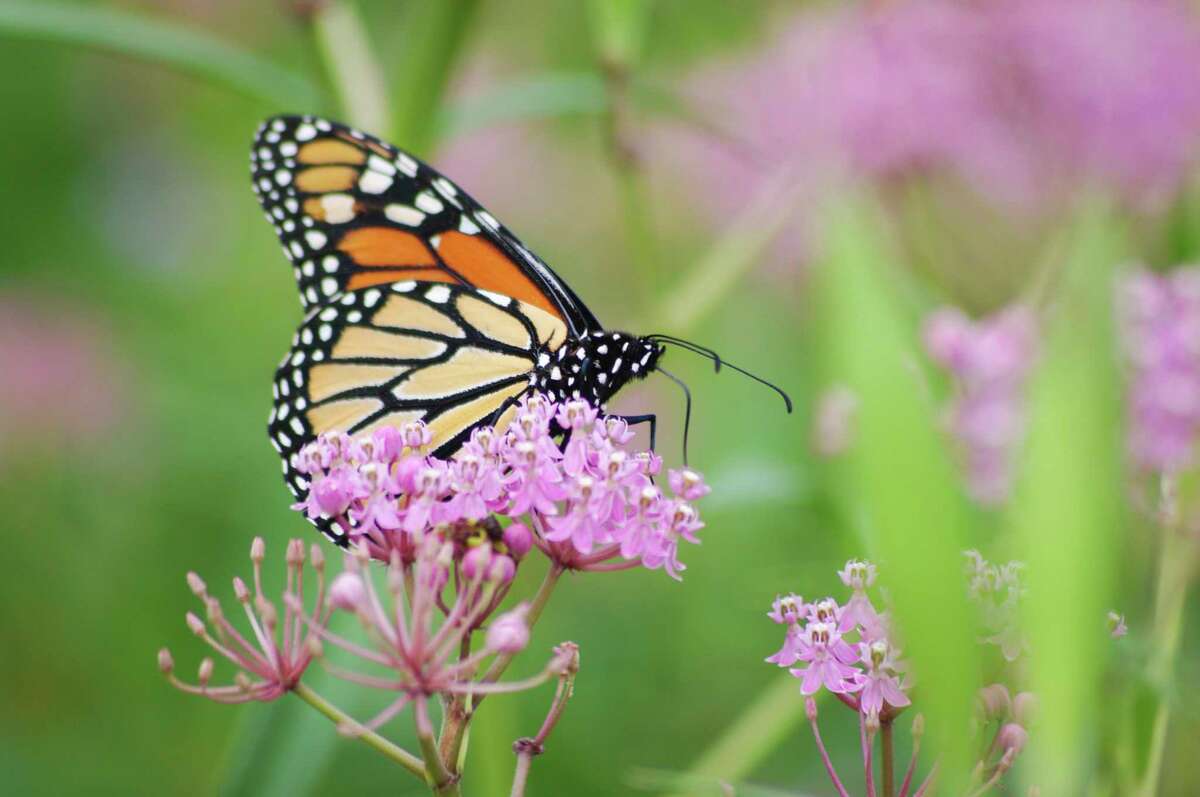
left=414, top=192, right=444, bottom=214
left=384, top=204, right=425, bottom=226
left=359, top=171, right=392, bottom=194
left=425, top=285, right=451, bottom=303
left=479, top=290, right=511, bottom=306
left=295, top=124, right=317, bottom=141
left=321, top=194, right=356, bottom=224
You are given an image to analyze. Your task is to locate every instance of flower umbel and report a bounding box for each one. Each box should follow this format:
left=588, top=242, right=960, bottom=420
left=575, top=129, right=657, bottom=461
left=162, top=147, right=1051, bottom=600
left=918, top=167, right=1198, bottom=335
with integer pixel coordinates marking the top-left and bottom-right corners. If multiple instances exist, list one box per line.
left=159, top=537, right=325, bottom=702
left=294, top=393, right=709, bottom=579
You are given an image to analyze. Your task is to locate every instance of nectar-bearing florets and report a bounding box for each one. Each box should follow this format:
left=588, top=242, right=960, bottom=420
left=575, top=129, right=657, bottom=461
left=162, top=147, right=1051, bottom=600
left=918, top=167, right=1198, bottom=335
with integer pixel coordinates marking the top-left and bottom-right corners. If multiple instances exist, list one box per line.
left=292, top=393, right=710, bottom=579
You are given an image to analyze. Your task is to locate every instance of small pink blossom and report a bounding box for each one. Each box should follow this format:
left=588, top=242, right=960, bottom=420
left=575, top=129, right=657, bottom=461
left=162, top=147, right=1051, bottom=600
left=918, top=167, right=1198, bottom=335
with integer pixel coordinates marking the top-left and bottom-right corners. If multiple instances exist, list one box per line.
left=857, top=639, right=910, bottom=716
left=789, top=622, right=863, bottom=695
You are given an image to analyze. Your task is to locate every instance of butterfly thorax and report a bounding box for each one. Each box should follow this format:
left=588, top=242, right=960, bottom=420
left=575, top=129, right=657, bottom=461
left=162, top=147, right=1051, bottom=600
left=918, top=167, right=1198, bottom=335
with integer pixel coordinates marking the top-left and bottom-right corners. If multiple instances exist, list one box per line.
left=534, top=330, right=664, bottom=406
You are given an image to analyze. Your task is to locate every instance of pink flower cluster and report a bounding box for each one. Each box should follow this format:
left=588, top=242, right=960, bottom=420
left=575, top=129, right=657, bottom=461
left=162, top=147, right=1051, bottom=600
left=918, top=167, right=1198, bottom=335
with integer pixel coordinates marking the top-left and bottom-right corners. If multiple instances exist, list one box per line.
left=923, top=305, right=1038, bottom=505
left=771, top=556, right=1038, bottom=797
left=766, top=559, right=911, bottom=719
left=293, top=393, right=709, bottom=579
left=1118, top=267, right=1200, bottom=473
left=656, top=0, right=1200, bottom=227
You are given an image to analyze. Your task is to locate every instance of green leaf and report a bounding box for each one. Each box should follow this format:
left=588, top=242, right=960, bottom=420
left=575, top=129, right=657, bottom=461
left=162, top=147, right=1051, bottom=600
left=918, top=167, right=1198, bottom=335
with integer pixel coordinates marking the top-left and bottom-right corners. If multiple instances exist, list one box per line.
left=438, top=72, right=608, bottom=138
left=662, top=677, right=804, bottom=797
left=815, top=198, right=978, bottom=791
left=0, top=1, right=322, bottom=108
left=388, top=0, right=482, bottom=156
left=312, top=1, right=391, bottom=135
left=587, top=0, right=653, bottom=67
left=1012, top=208, right=1126, bottom=794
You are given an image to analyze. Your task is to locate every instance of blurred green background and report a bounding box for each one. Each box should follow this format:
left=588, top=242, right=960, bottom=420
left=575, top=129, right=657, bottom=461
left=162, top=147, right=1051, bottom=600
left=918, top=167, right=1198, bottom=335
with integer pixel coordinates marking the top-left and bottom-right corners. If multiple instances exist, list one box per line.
left=1, top=1, right=1198, bottom=795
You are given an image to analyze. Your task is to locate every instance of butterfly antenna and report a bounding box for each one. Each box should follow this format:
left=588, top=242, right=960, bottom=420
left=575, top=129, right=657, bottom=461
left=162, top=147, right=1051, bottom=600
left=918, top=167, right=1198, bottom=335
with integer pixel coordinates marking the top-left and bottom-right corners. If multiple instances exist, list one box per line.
left=648, top=335, right=793, bottom=414
left=656, top=366, right=693, bottom=466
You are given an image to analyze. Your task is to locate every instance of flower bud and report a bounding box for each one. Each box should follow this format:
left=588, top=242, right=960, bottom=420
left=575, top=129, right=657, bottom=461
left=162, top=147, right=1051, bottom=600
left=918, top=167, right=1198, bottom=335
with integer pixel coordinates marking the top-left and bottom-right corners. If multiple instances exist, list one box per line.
left=461, top=544, right=492, bottom=580
left=552, top=641, right=580, bottom=675
left=306, top=636, right=324, bottom=658
left=488, top=555, right=516, bottom=584
left=805, top=697, right=819, bottom=722
left=186, top=612, right=206, bottom=636
left=286, top=539, right=305, bottom=566
left=205, top=597, right=224, bottom=623
left=186, top=572, right=207, bottom=597
left=503, top=522, right=534, bottom=559
left=250, top=537, right=266, bottom=564
left=233, top=577, right=250, bottom=604
left=864, top=710, right=881, bottom=734
left=235, top=672, right=253, bottom=692
left=977, top=683, right=1011, bottom=721
left=997, top=722, right=1028, bottom=755
left=328, top=572, right=366, bottom=612
left=487, top=605, right=530, bottom=654
left=1012, top=692, right=1038, bottom=726
left=157, top=648, right=175, bottom=675
left=310, top=544, right=325, bottom=571
left=911, top=713, right=925, bottom=739
left=197, top=657, right=214, bottom=686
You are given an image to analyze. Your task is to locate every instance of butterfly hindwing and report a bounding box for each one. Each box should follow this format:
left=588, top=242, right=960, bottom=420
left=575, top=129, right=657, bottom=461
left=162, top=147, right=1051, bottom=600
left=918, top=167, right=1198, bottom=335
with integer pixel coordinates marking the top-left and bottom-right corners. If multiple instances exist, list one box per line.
left=250, top=115, right=599, bottom=335
left=267, top=280, right=570, bottom=506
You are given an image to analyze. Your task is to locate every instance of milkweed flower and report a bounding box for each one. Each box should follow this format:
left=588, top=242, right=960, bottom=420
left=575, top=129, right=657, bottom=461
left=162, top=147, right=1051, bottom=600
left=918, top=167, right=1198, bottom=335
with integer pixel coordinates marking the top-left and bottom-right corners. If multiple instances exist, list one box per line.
left=771, top=555, right=1039, bottom=797
left=293, top=393, right=710, bottom=579
left=159, top=537, right=326, bottom=703
left=924, top=305, right=1038, bottom=505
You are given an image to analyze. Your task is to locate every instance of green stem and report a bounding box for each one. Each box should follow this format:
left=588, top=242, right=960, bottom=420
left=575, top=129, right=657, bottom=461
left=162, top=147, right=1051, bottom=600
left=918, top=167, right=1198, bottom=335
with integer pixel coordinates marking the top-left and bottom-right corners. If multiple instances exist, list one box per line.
left=1137, top=525, right=1198, bottom=797
left=439, top=563, right=564, bottom=780
left=656, top=166, right=802, bottom=334
left=292, top=682, right=427, bottom=781
left=478, top=562, right=564, bottom=689
left=881, top=719, right=895, bottom=797
left=417, top=700, right=462, bottom=796
left=390, top=0, right=482, bottom=155
left=311, top=0, right=391, bottom=135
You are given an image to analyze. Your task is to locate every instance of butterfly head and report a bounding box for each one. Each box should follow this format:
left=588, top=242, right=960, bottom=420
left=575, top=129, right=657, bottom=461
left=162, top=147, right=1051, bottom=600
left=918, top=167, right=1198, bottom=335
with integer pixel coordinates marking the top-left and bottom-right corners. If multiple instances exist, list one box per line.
left=540, top=331, right=665, bottom=405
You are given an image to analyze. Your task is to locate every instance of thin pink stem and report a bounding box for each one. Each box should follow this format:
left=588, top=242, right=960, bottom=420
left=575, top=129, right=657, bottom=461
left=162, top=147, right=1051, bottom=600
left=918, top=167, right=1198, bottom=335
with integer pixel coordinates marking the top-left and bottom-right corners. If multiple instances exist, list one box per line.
left=207, top=618, right=272, bottom=672
left=912, top=762, right=938, bottom=797
left=318, top=655, right=410, bottom=690
left=861, top=711, right=877, bottom=797
left=241, top=600, right=281, bottom=672
left=354, top=693, right=414, bottom=734
left=807, top=704, right=851, bottom=797
left=898, top=730, right=921, bottom=797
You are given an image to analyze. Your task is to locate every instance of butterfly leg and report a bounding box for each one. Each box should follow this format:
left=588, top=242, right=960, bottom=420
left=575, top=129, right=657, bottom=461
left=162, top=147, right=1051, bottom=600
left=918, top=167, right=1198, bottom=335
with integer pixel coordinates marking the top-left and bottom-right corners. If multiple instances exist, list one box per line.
left=615, top=413, right=657, bottom=452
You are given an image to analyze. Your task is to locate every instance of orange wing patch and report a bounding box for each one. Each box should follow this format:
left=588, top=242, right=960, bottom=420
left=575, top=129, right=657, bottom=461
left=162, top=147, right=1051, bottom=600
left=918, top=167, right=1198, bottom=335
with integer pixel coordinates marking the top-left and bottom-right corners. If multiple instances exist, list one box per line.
left=340, top=228, right=436, bottom=268
left=295, top=166, right=359, bottom=193
left=298, top=139, right=365, bottom=165
left=435, top=231, right=563, bottom=320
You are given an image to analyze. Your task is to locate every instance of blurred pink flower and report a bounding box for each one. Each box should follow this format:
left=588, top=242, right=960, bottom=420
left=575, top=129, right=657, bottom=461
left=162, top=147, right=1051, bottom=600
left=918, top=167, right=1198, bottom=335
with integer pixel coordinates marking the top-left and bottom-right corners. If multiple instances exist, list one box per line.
left=1118, top=267, right=1200, bottom=473
left=924, top=305, right=1039, bottom=505
left=0, top=293, right=128, bottom=449
left=652, top=0, right=1200, bottom=268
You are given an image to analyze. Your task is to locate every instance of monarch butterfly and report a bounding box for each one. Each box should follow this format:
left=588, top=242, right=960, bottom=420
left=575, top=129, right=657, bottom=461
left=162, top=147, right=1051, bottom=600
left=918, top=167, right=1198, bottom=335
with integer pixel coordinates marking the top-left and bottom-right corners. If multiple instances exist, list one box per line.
left=252, top=115, right=789, bottom=538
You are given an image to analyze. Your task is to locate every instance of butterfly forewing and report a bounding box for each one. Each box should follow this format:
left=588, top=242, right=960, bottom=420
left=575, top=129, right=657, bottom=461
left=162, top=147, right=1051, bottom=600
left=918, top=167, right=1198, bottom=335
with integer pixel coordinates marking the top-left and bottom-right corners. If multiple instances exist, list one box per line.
left=250, top=115, right=598, bottom=334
